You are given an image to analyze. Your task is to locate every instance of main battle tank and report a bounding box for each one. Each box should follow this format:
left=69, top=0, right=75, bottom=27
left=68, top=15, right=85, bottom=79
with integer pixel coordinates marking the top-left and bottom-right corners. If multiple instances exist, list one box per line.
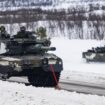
left=82, top=46, right=105, bottom=62
left=0, top=32, right=63, bottom=87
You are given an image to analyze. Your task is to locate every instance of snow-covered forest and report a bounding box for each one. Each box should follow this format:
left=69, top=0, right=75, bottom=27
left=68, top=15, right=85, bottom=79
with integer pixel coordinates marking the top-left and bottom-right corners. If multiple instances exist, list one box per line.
left=0, top=0, right=105, bottom=39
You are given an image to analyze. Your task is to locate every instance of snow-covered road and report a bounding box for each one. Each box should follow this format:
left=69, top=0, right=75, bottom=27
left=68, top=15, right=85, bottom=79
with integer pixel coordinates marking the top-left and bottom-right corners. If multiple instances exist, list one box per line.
left=4, top=76, right=105, bottom=96
left=60, top=80, right=105, bottom=95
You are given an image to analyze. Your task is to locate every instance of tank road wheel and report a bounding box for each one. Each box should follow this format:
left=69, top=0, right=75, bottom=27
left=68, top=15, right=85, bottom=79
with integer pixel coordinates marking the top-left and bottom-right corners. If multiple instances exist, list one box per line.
left=28, top=68, right=61, bottom=87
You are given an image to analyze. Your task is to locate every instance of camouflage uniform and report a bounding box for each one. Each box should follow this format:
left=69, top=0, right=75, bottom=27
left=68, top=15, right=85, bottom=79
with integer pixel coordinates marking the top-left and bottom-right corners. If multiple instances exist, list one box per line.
left=0, top=26, right=10, bottom=39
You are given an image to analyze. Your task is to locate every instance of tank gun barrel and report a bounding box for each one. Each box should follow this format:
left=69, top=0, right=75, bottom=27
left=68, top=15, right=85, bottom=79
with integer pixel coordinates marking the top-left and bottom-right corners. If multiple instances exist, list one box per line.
left=40, top=46, right=56, bottom=51
left=27, top=46, right=56, bottom=54
left=31, top=46, right=56, bottom=51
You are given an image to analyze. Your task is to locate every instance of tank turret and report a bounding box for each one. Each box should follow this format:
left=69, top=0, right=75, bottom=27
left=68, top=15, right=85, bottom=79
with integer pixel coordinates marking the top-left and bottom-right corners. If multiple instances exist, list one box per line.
left=2, top=38, right=54, bottom=55
left=0, top=28, right=63, bottom=87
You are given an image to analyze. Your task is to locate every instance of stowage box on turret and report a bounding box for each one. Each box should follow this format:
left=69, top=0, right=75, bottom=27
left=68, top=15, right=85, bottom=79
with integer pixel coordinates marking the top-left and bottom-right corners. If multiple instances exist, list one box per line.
left=0, top=27, right=63, bottom=87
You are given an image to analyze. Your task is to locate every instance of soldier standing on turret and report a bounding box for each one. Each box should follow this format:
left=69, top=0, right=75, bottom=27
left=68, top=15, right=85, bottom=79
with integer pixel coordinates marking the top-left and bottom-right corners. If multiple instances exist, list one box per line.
left=0, top=26, right=10, bottom=39
left=14, top=26, right=35, bottom=39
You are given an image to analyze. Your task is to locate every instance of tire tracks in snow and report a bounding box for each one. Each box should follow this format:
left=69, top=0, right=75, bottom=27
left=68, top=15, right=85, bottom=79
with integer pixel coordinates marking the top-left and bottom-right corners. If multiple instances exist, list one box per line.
left=1, top=77, right=105, bottom=96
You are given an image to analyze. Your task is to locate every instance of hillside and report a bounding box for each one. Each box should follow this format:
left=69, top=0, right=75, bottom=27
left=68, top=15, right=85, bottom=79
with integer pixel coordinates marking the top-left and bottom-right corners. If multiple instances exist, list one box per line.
left=0, top=0, right=105, bottom=8
left=0, top=0, right=105, bottom=39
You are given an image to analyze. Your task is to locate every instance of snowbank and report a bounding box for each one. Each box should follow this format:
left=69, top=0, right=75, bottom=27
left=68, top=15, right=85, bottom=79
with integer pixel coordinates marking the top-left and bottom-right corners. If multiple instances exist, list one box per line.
left=0, top=80, right=105, bottom=105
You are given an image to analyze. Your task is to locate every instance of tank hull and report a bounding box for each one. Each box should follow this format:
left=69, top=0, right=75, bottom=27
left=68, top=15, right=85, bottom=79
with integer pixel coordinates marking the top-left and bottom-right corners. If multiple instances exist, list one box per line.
left=0, top=54, right=63, bottom=87
left=0, top=35, right=63, bottom=87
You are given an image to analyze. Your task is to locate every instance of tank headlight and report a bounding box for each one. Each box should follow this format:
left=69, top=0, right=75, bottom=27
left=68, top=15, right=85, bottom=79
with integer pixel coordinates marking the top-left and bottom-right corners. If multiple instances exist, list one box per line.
left=59, top=61, right=62, bottom=65
left=49, top=60, right=56, bottom=64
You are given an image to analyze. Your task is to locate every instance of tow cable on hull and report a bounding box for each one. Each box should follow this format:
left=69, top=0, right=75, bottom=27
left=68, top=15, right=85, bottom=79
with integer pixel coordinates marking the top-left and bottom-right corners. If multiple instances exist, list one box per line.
left=50, top=64, right=61, bottom=90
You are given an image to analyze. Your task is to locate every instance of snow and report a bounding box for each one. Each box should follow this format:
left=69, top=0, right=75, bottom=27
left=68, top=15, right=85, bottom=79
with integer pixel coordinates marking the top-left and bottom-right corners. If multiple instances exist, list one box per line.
left=51, top=38, right=105, bottom=84
left=51, top=38, right=105, bottom=73
left=0, top=0, right=105, bottom=12
left=41, top=0, right=105, bottom=11
left=1, top=38, right=105, bottom=104
left=1, top=80, right=105, bottom=105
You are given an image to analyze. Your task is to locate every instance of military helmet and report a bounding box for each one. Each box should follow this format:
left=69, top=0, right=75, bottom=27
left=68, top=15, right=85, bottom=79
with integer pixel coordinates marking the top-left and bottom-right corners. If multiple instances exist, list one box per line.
left=20, top=26, right=26, bottom=31
left=0, top=26, right=5, bottom=32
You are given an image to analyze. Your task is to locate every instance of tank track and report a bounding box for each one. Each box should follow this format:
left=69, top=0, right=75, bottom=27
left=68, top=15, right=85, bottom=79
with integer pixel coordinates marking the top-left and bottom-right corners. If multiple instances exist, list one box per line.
left=28, top=68, right=61, bottom=87
left=0, top=66, right=61, bottom=87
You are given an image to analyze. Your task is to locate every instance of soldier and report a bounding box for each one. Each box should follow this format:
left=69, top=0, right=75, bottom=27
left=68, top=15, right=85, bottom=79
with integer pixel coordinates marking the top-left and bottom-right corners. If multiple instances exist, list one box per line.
left=0, top=26, right=10, bottom=39
left=14, top=26, right=35, bottom=39
left=14, top=26, right=28, bottom=38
